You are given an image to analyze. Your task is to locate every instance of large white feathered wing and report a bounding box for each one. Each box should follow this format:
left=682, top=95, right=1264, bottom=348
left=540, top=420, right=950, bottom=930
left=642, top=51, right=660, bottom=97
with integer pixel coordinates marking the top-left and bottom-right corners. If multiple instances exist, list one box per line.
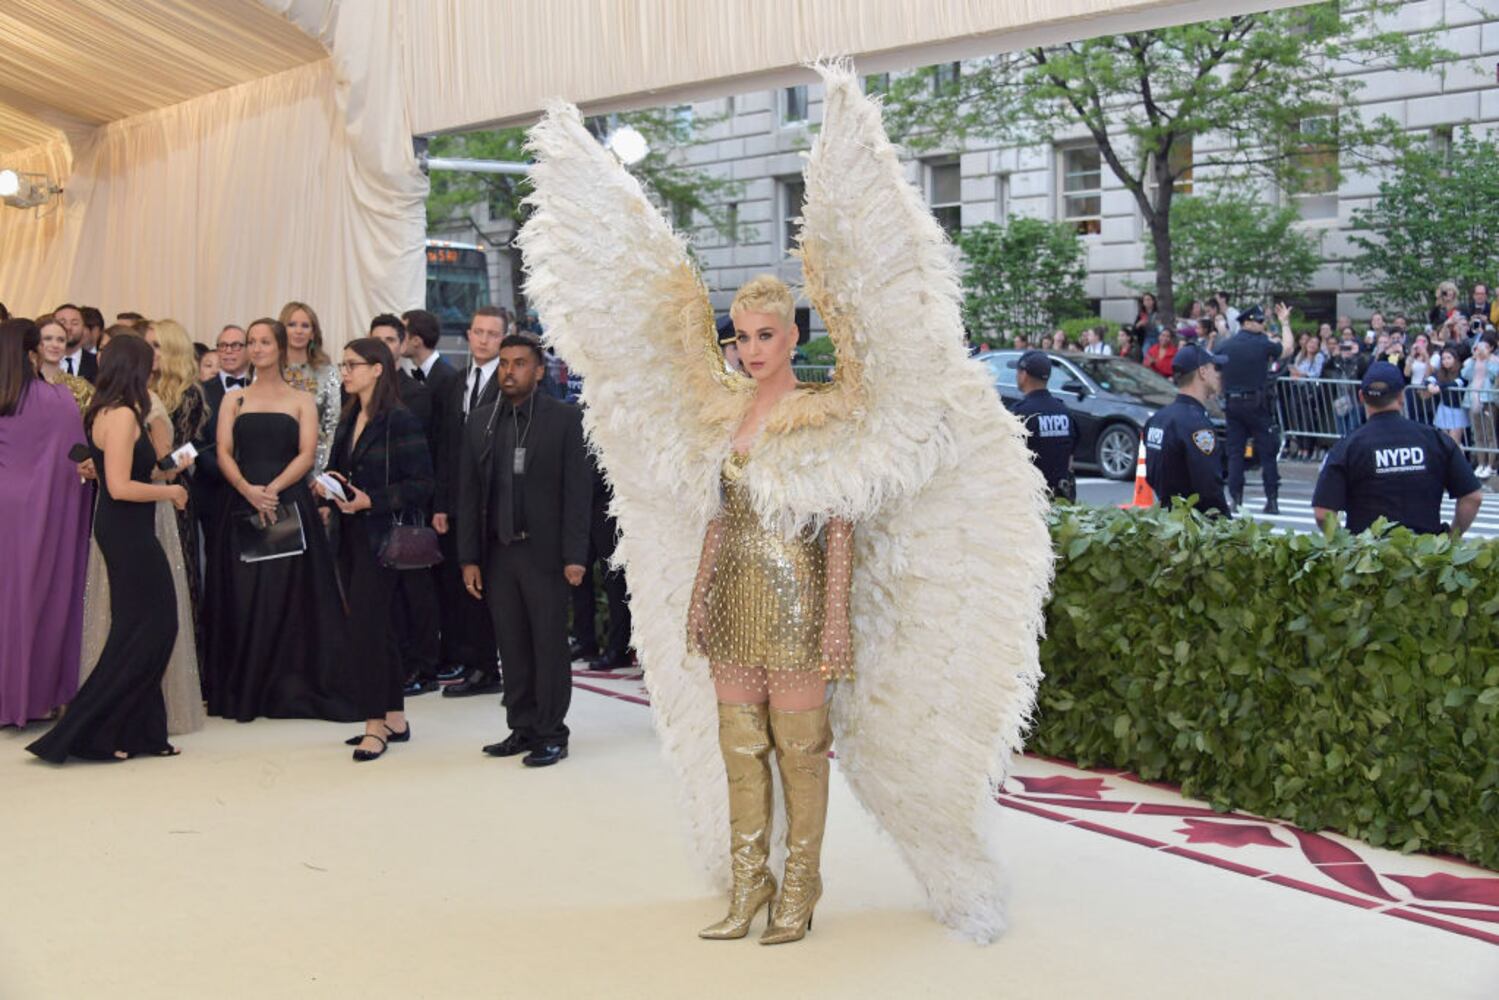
left=801, top=63, right=1054, bottom=942
left=518, top=104, right=743, bottom=886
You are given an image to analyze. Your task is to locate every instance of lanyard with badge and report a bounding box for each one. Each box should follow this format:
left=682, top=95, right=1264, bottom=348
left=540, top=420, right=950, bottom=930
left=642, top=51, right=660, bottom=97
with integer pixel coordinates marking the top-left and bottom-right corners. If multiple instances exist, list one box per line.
left=512, top=392, right=535, bottom=475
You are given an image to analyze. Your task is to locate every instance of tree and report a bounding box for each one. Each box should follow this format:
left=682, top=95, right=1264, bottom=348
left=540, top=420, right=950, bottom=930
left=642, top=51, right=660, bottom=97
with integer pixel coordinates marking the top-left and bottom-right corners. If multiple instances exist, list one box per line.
left=956, top=217, right=1088, bottom=341
left=1349, top=130, right=1499, bottom=315
left=880, top=3, right=1445, bottom=327
left=427, top=106, right=743, bottom=313
left=1153, top=192, right=1322, bottom=309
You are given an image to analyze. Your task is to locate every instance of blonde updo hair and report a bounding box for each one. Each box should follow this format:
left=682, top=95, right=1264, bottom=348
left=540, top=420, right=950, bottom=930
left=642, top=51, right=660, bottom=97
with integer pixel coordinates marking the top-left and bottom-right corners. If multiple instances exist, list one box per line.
left=729, top=274, right=796, bottom=329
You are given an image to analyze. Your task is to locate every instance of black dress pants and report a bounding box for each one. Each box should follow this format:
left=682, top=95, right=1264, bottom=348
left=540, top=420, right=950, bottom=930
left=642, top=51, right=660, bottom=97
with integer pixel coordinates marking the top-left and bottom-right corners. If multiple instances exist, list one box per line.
left=436, top=523, right=499, bottom=675
left=392, top=569, right=441, bottom=681
left=483, top=540, right=571, bottom=745
left=592, top=512, right=631, bottom=657
left=340, top=518, right=403, bottom=719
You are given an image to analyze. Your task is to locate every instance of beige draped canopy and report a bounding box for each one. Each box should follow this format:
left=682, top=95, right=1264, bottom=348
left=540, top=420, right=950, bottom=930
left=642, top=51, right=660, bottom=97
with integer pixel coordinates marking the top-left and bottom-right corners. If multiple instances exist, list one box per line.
left=0, top=0, right=1289, bottom=348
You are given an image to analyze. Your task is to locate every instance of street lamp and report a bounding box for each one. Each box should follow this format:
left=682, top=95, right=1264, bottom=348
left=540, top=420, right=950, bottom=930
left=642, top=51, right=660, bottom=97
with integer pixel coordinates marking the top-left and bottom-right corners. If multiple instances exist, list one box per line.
left=606, top=126, right=649, bottom=166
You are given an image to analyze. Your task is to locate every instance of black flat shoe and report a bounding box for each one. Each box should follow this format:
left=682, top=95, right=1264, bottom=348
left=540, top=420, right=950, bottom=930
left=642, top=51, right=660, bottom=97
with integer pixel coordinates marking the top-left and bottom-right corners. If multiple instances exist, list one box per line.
left=442, top=673, right=503, bottom=698
left=587, top=651, right=634, bottom=671
left=345, top=723, right=410, bottom=746
left=352, top=735, right=387, bottom=762
left=522, top=744, right=568, bottom=767
left=482, top=733, right=530, bottom=757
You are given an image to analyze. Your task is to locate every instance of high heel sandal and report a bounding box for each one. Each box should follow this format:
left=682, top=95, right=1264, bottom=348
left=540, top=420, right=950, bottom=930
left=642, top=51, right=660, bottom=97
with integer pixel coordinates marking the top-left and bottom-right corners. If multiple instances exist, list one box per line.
left=351, top=734, right=387, bottom=762
left=344, top=723, right=410, bottom=746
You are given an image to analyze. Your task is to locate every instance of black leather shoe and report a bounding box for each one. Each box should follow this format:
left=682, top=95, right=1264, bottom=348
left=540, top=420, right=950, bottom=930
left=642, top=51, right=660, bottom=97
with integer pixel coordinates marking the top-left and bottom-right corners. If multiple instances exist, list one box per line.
left=435, top=665, right=466, bottom=682
left=522, top=744, right=568, bottom=767
left=403, top=677, right=439, bottom=696
left=1231, top=492, right=1244, bottom=509
left=569, top=641, right=600, bottom=661
left=443, top=672, right=503, bottom=697
left=1262, top=495, right=1280, bottom=515
left=587, top=651, right=634, bottom=671
left=483, top=733, right=530, bottom=757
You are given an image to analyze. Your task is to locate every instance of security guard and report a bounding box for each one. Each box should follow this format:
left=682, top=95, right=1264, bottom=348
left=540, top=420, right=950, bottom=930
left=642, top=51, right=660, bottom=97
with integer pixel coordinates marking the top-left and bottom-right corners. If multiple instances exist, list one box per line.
left=1011, top=350, right=1079, bottom=500
left=1144, top=343, right=1230, bottom=515
left=1312, top=362, right=1483, bottom=536
left=1220, top=302, right=1295, bottom=514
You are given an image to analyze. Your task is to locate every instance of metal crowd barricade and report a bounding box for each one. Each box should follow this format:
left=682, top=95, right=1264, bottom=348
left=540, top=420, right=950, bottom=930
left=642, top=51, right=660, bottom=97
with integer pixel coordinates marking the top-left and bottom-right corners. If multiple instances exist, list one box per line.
left=1267, top=375, right=1499, bottom=469
left=793, top=364, right=835, bottom=383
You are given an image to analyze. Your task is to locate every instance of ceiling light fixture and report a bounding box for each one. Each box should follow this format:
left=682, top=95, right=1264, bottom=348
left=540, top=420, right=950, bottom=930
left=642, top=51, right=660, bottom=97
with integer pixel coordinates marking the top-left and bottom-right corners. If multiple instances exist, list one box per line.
left=0, top=168, right=62, bottom=209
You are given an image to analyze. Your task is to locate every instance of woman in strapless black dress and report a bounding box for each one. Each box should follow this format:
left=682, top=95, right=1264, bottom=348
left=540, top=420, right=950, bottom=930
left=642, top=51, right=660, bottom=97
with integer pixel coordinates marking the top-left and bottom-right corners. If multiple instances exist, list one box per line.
left=202, top=318, right=358, bottom=723
left=28, top=335, right=190, bottom=763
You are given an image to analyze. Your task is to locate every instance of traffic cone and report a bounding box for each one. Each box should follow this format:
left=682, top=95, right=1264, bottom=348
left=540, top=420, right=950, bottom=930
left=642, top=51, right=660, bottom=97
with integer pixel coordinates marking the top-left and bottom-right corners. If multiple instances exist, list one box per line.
left=1119, top=441, right=1155, bottom=509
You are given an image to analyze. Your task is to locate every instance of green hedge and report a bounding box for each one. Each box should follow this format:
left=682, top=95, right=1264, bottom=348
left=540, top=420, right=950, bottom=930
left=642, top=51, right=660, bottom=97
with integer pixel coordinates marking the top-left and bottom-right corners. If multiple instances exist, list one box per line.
left=1036, top=503, right=1499, bottom=869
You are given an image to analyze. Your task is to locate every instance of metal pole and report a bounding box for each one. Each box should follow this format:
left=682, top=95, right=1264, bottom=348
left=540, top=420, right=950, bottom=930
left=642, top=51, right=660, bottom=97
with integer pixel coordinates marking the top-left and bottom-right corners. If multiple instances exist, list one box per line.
left=423, top=156, right=531, bottom=176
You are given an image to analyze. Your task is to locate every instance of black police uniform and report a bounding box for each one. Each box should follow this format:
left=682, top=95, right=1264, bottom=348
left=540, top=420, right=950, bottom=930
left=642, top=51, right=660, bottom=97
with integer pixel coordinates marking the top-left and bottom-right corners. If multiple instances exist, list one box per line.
left=1144, top=394, right=1229, bottom=515
left=1311, top=411, right=1481, bottom=534
left=1220, top=328, right=1285, bottom=503
left=1013, top=388, right=1079, bottom=500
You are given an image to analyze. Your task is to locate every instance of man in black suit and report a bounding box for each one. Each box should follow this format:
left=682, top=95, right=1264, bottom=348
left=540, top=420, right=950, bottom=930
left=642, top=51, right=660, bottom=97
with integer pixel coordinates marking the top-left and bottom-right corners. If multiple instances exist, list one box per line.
left=54, top=304, right=99, bottom=382
left=571, top=451, right=634, bottom=670
left=458, top=332, right=590, bottom=767
left=194, top=324, right=252, bottom=562
left=370, top=314, right=443, bottom=696
left=410, top=307, right=504, bottom=697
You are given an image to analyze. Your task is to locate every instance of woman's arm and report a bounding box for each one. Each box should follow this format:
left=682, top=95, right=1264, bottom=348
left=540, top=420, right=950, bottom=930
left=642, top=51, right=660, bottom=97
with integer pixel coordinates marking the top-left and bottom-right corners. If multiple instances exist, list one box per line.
left=364, top=411, right=435, bottom=517
left=821, top=518, right=855, bottom=677
left=268, top=394, right=319, bottom=495
left=312, top=366, right=340, bottom=476
left=686, top=516, right=725, bottom=655
left=216, top=393, right=255, bottom=499
left=97, top=408, right=186, bottom=506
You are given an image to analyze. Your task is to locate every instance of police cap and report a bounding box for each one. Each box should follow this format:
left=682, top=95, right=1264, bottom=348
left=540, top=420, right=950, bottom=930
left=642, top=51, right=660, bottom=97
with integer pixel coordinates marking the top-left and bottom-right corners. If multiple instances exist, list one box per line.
left=1360, top=361, right=1405, bottom=402
left=1172, top=343, right=1229, bottom=374
left=1238, top=304, right=1265, bottom=325
left=1016, top=350, right=1053, bottom=380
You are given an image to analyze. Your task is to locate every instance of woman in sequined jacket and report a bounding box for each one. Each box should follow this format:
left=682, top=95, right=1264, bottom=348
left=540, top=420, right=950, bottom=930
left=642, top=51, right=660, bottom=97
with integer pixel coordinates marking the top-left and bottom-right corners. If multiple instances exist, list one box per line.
left=683, top=275, right=854, bottom=945
left=279, top=301, right=341, bottom=476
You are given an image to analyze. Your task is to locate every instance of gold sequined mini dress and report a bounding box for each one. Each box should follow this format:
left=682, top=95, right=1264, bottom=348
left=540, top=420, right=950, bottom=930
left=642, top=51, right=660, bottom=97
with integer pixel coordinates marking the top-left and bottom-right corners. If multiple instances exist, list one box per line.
left=704, top=450, right=850, bottom=693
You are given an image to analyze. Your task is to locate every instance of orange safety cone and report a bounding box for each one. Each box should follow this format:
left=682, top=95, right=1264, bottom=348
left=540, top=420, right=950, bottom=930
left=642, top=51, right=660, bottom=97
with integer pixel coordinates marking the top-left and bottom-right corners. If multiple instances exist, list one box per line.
left=1119, top=440, right=1155, bottom=509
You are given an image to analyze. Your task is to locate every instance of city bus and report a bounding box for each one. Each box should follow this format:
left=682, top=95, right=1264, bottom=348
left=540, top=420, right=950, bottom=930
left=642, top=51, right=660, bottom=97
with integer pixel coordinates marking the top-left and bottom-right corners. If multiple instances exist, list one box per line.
left=425, top=239, right=490, bottom=349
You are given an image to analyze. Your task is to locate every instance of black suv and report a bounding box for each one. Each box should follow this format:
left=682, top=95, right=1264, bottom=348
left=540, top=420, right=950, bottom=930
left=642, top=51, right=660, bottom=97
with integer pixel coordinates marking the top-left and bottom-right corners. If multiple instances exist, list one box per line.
left=978, top=350, right=1227, bottom=480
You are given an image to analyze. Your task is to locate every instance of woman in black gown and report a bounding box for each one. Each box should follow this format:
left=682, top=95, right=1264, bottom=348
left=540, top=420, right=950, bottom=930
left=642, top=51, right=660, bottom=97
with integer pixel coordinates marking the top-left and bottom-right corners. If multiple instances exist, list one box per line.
left=203, top=318, right=358, bottom=723
left=317, top=338, right=434, bottom=761
left=28, top=335, right=190, bottom=763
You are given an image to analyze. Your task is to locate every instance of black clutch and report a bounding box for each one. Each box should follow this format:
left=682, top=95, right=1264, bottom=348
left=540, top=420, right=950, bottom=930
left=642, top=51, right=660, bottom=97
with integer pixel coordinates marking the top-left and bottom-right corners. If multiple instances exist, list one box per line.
left=236, top=503, right=307, bottom=563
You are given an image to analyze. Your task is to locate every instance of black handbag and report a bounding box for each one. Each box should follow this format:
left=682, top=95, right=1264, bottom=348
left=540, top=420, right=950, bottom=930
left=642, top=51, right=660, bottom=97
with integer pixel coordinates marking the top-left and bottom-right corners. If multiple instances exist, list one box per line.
left=376, top=419, right=442, bottom=570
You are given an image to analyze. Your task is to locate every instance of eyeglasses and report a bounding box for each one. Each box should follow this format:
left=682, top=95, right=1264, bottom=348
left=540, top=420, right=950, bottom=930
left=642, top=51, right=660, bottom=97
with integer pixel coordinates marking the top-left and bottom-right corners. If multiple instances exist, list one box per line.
left=338, top=360, right=374, bottom=373
left=218, top=341, right=245, bottom=350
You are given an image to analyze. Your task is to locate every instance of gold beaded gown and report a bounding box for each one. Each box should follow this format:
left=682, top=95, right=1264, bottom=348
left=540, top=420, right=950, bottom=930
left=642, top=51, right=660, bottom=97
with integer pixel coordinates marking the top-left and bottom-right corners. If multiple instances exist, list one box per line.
left=700, top=450, right=852, bottom=694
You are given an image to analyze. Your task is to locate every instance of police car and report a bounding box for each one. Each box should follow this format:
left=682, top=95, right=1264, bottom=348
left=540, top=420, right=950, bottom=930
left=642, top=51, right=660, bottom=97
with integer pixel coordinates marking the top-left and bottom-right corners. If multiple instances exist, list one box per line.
left=979, top=350, right=1227, bottom=480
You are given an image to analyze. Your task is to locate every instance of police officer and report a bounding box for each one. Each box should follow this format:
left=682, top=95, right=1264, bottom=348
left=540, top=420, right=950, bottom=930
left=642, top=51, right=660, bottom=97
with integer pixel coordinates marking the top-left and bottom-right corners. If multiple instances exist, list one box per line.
left=1144, top=343, right=1230, bottom=515
left=1312, top=362, right=1483, bottom=536
left=1011, top=350, right=1079, bottom=500
left=1220, top=301, right=1295, bottom=514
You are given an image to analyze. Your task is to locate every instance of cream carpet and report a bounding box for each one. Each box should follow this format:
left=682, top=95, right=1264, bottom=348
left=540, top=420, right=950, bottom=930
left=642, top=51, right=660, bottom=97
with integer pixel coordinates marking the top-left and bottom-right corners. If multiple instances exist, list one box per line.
left=3, top=686, right=1496, bottom=1000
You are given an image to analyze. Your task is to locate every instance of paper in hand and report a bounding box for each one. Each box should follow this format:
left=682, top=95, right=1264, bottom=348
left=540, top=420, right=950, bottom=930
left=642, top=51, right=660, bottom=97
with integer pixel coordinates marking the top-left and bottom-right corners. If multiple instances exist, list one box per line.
left=315, top=472, right=348, bottom=502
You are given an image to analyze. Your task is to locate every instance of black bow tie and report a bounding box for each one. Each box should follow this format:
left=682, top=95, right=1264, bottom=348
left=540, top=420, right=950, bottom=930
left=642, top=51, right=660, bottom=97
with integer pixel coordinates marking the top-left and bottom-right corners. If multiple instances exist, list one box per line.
left=225, top=376, right=248, bottom=388
left=411, top=368, right=426, bottom=383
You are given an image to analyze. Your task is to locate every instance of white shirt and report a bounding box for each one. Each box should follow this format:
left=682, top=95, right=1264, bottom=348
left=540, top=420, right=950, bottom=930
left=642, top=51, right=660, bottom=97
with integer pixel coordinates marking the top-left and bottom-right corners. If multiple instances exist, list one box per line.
left=465, top=357, right=499, bottom=415
left=218, top=368, right=251, bottom=390
left=61, top=348, right=85, bottom=376
left=1083, top=342, right=1112, bottom=356
left=416, top=350, right=442, bottom=379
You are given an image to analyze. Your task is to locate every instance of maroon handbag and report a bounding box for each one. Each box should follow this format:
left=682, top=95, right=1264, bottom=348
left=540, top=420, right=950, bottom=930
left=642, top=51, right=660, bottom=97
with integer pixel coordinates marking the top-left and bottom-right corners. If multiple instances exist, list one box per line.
left=376, top=421, right=443, bottom=570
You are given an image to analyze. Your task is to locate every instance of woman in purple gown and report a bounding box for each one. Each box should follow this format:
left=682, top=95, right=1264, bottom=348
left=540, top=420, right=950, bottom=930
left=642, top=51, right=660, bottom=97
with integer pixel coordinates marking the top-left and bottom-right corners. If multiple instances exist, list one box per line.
left=0, top=318, right=93, bottom=727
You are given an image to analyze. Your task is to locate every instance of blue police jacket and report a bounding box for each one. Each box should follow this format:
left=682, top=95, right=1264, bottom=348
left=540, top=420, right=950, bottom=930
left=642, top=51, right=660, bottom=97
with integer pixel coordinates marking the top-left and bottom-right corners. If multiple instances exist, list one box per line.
left=1012, top=389, right=1078, bottom=493
left=1311, top=410, right=1481, bottom=534
left=1220, top=330, right=1285, bottom=394
left=1144, top=394, right=1228, bottom=515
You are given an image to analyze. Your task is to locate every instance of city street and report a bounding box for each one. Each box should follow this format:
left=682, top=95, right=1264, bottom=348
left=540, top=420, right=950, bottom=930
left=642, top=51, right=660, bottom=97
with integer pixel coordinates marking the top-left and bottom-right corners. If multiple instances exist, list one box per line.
left=1077, top=460, right=1499, bottom=539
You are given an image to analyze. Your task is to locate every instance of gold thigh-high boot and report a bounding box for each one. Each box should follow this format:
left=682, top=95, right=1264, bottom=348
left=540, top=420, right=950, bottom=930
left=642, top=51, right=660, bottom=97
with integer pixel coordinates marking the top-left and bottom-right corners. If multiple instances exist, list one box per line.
left=761, top=703, right=832, bottom=945
left=699, top=702, right=777, bottom=939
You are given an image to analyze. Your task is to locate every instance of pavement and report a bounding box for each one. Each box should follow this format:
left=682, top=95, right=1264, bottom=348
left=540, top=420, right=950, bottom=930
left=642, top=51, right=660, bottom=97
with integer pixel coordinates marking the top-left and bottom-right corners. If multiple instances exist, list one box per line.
left=1077, top=459, right=1499, bottom=539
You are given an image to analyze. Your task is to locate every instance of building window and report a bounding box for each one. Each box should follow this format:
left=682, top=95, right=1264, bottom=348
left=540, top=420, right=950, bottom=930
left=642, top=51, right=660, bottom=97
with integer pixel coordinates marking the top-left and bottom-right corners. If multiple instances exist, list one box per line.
left=1146, top=138, right=1193, bottom=210
left=1430, top=124, right=1453, bottom=162
left=1059, top=145, right=1103, bottom=235
left=724, top=94, right=736, bottom=117
left=864, top=73, right=890, bottom=96
left=779, top=177, right=806, bottom=251
left=927, top=160, right=961, bottom=237
left=781, top=85, right=809, bottom=126
left=995, top=173, right=1010, bottom=223
left=933, top=62, right=961, bottom=95
left=1292, top=114, right=1338, bottom=220
left=672, top=104, right=694, bottom=129
left=726, top=202, right=739, bottom=246
left=672, top=199, right=693, bottom=231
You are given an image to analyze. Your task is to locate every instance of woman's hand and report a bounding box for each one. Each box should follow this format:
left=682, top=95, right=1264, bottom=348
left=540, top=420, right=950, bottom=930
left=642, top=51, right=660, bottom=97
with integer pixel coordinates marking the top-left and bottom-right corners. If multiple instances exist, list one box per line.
left=165, top=484, right=189, bottom=512
left=819, top=611, right=854, bottom=677
left=77, top=458, right=97, bottom=482
left=244, top=483, right=278, bottom=514
left=334, top=483, right=373, bottom=514
left=686, top=596, right=710, bottom=657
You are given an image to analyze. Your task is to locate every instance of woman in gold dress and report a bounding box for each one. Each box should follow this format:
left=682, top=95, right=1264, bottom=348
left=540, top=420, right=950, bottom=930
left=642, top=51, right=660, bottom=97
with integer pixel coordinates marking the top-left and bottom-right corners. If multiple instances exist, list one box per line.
left=34, top=317, right=94, bottom=414
left=279, top=301, right=341, bottom=476
left=687, top=276, right=854, bottom=945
